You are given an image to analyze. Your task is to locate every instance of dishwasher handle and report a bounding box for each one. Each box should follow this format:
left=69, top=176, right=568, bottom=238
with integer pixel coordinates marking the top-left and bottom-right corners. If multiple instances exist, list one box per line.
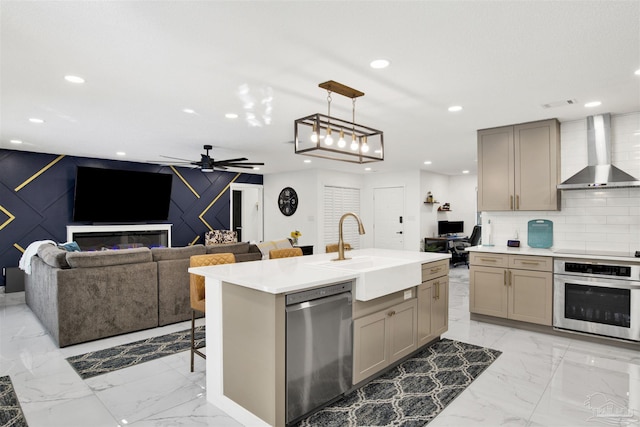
left=285, top=291, right=352, bottom=313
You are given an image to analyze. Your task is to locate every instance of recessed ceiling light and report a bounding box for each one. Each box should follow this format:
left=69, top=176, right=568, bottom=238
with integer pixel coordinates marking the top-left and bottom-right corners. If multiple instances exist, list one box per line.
left=370, top=59, right=390, bottom=69
left=448, top=105, right=463, bottom=112
left=64, top=75, right=85, bottom=84
left=364, top=167, right=372, bottom=171
left=252, top=166, right=260, bottom=170
left=462, top=170, right=469, bottom=174
left=304, top=159, right=311, bottom=163
left=424, top=161, right=432, bottom=165
left=225, top=113, right=239, bottom=119
left=10, top=139, right=23, bottom=144
left=116, top=151, right=126, bottom=156
left=584, top=101, right=602, bottom=108
left=635, top=69, right=640, bottom=76
left=182, top=108, right=196, bottom=114
left=29, top=118, right=44, bottom=123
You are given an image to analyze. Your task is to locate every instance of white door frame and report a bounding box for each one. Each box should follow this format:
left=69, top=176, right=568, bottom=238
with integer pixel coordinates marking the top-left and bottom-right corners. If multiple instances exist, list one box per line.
left=230, top=183, right=264, bottom=242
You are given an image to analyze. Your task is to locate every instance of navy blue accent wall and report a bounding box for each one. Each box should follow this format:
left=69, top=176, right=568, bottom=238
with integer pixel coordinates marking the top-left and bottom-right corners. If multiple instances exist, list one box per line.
left=0, top=149, right=262, bottom=286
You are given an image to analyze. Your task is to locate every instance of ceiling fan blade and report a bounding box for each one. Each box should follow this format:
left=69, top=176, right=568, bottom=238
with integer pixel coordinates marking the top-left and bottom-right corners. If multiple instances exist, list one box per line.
left=160, top=155, right=194, bottom=162
left=212, top=157, right=248, bottom=165
left=222, top=164, right=256, bottom=169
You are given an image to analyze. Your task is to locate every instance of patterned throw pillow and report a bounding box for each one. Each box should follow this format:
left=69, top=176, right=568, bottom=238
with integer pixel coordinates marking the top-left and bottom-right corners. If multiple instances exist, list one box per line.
left=205, top=230, right=238, bottom=245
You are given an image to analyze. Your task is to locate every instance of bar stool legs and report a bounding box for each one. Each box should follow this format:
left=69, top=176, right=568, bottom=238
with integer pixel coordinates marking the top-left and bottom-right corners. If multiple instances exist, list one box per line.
left=190, top=309, right=205, bottom=372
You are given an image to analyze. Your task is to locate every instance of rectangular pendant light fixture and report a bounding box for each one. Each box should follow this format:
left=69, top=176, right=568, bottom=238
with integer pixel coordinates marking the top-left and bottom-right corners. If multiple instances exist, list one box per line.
left=294, top=81, right=384, bottom=164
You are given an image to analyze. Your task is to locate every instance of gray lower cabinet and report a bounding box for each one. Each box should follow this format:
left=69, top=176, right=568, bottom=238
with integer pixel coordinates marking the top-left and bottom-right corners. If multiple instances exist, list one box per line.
left=352, top=298, right=418, bottom=385
left=352, top=260, right=450, bottom=385
left=469, top=253, right=553, bottom=326
left=417, top=275, right=449, bottom=346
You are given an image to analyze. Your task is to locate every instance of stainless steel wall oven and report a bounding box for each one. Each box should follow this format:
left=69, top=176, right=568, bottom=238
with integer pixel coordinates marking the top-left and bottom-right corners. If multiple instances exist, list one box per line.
left=553, top=259, right=640, bottom=342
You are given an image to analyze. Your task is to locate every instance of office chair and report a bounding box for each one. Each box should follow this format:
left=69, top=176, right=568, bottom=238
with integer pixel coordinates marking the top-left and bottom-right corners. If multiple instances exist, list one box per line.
left=269, top=247, right=304, bottom=259
left=451, top=225, right=482, bottom=268
left=189, top=252, right=236, bottom=372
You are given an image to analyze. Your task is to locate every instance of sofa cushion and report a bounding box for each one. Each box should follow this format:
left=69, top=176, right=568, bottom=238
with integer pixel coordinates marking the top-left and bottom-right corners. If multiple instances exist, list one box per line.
left=151, top=245, right=205, bottom=261
left=66, top=247, right=152, bottom=268
left=256, top=239, right=293, bottom=260
left=206, top=242, right=250, bottom=255
left=37, top=244, right=70, bottom=269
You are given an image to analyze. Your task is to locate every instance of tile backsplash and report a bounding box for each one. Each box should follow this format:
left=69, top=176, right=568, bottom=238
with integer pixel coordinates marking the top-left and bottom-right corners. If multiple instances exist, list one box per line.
left=483, top=111, right=640, bottom=256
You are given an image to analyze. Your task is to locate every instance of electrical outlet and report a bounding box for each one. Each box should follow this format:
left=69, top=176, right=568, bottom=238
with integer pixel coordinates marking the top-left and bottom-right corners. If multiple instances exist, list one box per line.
left=404, top=290, right=412, bottom=300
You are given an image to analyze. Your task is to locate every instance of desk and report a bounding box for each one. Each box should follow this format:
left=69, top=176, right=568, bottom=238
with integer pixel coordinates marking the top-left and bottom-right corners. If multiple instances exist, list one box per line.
left=424, top=236, right=467, bottom=252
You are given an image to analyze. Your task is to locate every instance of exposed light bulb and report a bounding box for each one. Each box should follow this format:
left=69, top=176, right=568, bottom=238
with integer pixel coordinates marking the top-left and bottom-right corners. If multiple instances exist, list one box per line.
left=325, top=127, right=334, bottom=146
left=310, top=122, right=319, bottom=143
left=361, top=136, right=369, bottom=153
left=350, top=133, right=358, bottom=151
left=337, top=129, right=346, bottom=148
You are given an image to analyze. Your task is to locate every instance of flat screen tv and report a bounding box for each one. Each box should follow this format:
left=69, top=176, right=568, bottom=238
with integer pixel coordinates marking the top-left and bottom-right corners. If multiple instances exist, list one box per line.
left=73, top=166, right=173, bottom=223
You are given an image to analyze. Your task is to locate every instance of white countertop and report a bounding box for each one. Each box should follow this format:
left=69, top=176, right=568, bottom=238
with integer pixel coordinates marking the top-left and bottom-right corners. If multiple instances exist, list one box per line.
left=467, top=245, right=640, bottom=263
left=189, top=248, right=451, bottom=298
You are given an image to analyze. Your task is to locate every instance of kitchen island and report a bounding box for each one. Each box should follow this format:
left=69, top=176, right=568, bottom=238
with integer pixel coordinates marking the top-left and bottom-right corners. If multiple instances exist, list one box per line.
left=189, top=248, right=451, bottom=426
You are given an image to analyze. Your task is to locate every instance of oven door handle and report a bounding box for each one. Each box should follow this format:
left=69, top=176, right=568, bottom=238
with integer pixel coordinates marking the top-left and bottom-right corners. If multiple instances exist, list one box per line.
left=554, top=274, right=640, bottom=290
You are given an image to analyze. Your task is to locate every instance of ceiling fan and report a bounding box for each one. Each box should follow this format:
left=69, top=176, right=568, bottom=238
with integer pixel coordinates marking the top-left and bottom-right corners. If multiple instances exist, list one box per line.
left=160, top=145, right=264, bottom=172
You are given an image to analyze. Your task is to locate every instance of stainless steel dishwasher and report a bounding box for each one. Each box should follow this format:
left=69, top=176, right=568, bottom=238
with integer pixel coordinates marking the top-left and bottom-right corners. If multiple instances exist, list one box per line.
left=285, top=281, right=353, bottom=424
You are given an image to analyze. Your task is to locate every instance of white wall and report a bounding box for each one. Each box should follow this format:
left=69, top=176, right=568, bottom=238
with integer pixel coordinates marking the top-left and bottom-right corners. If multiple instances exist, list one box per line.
left=482, top=111, right=640, bottom=255
left=264, top=167, right=479, bottom=253
left=263, top=169, right=365, bottom=252
left=420, top=171, right=479, bottom=247
left=263, top=170, right=318, bottom=245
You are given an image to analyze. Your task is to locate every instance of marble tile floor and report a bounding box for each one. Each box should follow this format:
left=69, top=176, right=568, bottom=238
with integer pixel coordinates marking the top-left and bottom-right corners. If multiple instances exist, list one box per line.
left=1, top=268, right=639, bottom=427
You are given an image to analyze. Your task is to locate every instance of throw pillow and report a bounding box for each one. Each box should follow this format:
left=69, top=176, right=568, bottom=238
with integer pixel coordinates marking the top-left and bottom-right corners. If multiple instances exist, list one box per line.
left=205, top=229, right=238, bottom=245
left=58, top=241, right=81, bottom=252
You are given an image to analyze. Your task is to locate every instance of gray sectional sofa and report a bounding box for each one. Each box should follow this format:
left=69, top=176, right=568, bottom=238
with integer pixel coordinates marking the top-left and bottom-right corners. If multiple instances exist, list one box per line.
left=25, top=242, right=261, bottom=347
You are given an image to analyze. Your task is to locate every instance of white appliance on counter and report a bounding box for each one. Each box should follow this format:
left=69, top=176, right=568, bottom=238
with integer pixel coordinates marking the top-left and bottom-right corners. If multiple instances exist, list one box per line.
left=553, top=258, right=640, bottom=342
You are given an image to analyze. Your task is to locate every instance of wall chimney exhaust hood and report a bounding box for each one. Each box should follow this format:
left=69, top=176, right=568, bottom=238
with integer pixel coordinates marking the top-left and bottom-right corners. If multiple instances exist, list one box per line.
left=557, top=113, right=640, bottom=190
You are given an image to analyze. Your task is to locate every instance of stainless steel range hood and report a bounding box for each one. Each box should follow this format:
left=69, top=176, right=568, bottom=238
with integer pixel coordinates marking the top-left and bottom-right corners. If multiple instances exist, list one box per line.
left=557, top=113, right=640, bottom=190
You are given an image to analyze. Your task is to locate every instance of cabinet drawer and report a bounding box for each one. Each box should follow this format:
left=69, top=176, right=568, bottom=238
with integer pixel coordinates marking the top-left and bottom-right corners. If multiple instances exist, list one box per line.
left=353, top=288, right=414, bottom=320
left=469, top=252, right=508, bottom=268
left=508, top=255, right=552, bottom=272
left=421, top=260, right=449, bottom=282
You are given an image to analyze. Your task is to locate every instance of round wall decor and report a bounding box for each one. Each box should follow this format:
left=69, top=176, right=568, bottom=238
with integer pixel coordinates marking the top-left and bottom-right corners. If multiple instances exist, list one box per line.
left=278, top=187, right=298, bottom=216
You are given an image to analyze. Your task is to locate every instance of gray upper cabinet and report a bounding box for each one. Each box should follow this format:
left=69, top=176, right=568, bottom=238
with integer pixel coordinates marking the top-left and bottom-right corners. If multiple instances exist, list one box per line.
left=478, top=118, right=561, bottom=211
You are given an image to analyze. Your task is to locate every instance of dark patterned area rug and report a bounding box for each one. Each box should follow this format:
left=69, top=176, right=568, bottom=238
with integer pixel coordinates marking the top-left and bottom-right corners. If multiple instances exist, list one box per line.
left=66, top=326, right=204, bottom=379
left=295, top=339, right=501, bottom=427
left=0, top=376, right=29, bottom=427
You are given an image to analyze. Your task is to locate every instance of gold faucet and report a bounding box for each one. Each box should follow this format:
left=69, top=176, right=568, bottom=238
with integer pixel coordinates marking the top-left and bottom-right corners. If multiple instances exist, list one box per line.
left=334, top=212, right=366, bottom=261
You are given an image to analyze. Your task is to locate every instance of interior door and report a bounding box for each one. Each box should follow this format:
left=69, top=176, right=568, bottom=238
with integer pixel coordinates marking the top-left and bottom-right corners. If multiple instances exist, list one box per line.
left=232, top=190, right=242, bottom=241
left=230, top=184, right=263, bottom=242
left=373, top=187, right=404, bottom=249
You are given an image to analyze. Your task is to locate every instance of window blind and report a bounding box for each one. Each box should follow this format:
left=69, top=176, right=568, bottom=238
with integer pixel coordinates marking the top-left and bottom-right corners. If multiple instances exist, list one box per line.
left=324, top=186, right=361, bottom=250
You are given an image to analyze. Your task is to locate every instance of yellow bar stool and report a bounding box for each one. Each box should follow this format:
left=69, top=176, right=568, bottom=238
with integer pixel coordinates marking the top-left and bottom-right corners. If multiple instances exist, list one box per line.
left=189, top=252, right=235, bottom=372
left=269, top=247, right=303, bottom=259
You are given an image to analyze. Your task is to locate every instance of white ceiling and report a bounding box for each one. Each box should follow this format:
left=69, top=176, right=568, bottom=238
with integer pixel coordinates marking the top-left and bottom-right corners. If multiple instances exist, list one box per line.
left=1, top=1, right=639, bottom=176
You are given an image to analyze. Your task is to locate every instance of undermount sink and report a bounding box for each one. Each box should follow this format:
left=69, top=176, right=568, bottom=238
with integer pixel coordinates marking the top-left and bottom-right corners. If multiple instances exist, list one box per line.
left=309, top=255, right=421, bottom=301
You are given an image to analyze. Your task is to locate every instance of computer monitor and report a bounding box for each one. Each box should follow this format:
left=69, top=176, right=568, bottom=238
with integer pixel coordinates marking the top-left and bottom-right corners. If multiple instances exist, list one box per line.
left=447, top=221, right=464, bottom=235
left=438, top=220, right=464, bottom=236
